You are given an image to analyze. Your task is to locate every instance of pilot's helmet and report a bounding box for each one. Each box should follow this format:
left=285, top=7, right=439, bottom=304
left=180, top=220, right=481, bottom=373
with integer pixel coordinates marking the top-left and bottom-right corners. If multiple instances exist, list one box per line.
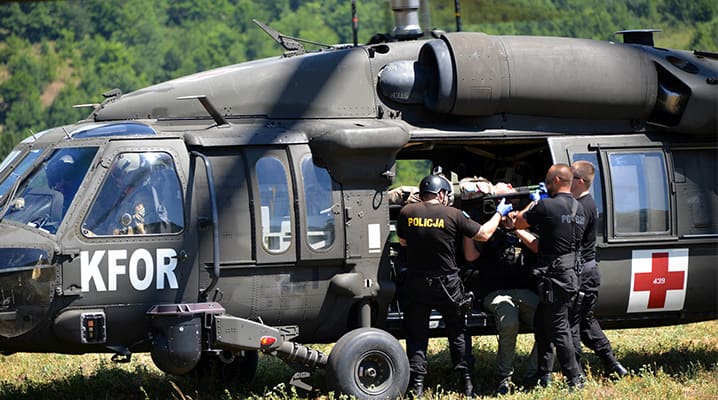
left=419, top=174, right=452, bottom=195
left=46, top=154, right=75, bottom=190
left=110, top=153, right=149, bottom=188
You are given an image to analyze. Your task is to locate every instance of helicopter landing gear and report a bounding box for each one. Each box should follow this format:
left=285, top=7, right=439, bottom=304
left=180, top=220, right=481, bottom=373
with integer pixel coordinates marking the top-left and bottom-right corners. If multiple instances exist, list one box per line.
left=327, top=327, right=409, bottom=399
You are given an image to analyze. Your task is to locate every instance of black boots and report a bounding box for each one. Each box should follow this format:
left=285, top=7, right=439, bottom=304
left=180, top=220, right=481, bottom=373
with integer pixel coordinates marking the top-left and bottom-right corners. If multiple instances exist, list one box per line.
left=409, top=372, right=473, bottom=398
left=460, top=371, right=474, bottom=397
left=567, top=374, right=585, bottom=392
left=525, top=372, right=552, bottom=389
left=495, top=375, right=511, bottom=395
left=608, top=361, right=629, bottom=378
left=408, top=373, right=424, bottom=398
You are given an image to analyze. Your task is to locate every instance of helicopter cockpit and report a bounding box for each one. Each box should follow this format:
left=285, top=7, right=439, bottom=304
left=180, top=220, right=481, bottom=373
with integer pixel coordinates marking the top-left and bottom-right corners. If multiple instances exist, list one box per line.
left=0, top=121, right=189, bottom=340
left=1, top=147, right=96, bottom=235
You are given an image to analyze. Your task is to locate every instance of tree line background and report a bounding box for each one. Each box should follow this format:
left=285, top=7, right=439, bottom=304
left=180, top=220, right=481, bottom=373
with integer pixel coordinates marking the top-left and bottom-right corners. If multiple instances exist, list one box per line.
left=0, top=0, right=716, bottom=166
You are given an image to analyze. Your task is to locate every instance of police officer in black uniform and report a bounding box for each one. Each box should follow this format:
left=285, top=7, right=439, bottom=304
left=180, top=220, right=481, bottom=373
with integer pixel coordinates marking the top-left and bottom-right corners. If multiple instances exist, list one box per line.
left=570, top=160, right=628, bottom=377
left=397, top=174, right=513, bottom=397
left=513, top=163, right=585, bottom=389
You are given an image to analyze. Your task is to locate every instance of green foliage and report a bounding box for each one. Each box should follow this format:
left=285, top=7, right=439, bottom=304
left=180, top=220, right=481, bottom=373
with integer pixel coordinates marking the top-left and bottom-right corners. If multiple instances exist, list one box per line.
left=0, top=321, right=715, bottom=399
left=0, top=0, right=715, bottom=159
left=691, top=18, right=718, bottom=50
left=394, top=159, right=432, bottom=188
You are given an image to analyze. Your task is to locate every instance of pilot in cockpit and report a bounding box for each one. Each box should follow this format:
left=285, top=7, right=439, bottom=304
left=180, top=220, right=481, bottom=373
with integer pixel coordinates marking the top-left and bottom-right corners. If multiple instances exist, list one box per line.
left=83, top=153, right=153, bottom=236
left=46, top=154, right=80, bottom=214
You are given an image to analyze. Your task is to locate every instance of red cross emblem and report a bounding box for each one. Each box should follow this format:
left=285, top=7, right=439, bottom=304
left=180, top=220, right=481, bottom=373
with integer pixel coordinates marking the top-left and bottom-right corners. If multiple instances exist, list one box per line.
left=632, top=252, right=686, bottom=309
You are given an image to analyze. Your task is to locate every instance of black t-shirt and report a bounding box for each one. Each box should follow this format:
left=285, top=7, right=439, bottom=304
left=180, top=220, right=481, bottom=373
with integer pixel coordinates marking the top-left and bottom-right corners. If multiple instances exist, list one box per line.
left=397, top=201, right=481, bottom=275
left=472, top=229, right=536, bottom=297
left=577, top=193, right=598, bottom=262
left=525, top=192, right=586, bottom=257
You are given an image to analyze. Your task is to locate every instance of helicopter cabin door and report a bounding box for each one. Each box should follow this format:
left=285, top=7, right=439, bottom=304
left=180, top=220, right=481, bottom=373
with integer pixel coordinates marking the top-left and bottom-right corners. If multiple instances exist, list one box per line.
left=69, top=139, right=192, bottom=309
left=288, top=144, right=344, bottom=264
left=245, top=145, right=344, bottom=265
left=548, top=135, right=718, bottom=322
left=193, top=144, right=344, bottom=270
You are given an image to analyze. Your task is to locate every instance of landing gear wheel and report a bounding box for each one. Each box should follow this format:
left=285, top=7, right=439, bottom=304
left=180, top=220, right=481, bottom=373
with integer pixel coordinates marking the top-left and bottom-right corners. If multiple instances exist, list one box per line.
left=327, top=328, right=409, bottom=399
left=190, top=349, right=258, bottom=382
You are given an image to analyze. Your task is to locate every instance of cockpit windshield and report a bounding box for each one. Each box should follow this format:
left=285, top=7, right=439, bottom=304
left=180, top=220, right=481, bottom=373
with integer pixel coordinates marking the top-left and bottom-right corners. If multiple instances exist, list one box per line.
left=3, top=147, right=97, bottom=234
left=0, top=149, right=44, bottom=202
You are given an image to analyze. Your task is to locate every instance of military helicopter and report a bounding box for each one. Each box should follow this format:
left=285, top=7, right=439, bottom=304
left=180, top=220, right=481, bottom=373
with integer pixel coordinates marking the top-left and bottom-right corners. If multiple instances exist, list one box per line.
left=0, top=0, right=716, bottom=398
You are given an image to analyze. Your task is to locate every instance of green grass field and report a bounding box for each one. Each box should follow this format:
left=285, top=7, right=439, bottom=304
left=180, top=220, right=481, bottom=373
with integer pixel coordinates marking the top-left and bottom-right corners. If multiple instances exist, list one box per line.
left=0, top=320, right=716, bottom=400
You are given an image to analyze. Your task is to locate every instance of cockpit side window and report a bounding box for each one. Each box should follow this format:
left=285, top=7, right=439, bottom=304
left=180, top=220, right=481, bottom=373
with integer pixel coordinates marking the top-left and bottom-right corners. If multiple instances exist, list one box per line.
left=4, top=147, right=97, bottom=234
left=0, top=150, right=22, bottom=174
left=301, top=156, right=335, bottom=250
left=0, top=149, right=43, bottom=201
left=82, top=152, right=184, bottom=237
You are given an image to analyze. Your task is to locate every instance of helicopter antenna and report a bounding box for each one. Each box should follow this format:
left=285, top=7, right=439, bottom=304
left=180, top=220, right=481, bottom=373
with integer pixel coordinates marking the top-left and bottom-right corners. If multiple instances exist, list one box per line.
left=454, top=0, right=462, bottom=32
left=253, top=19, right=332, bottom=56
left=27, top=128, right=37, bottom=141
left=352, top=0, right=358, bottom=47
left=177, top=95, right=229, bottom=127
left=61, top=126, right=71, bottom=140
left=73, top=88, right=122, bottom=121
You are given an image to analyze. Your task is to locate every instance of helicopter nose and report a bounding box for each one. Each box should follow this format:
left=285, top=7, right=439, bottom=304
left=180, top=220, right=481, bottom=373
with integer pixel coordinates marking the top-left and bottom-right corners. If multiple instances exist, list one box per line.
left=0, top=248, right=55, bottom=339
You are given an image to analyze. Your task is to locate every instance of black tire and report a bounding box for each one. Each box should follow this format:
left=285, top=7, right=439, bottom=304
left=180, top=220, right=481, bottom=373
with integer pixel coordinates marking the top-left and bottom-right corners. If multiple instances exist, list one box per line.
left=189, top=349, right=259, bottom=382
left=327, top=328, right=409, bottom=399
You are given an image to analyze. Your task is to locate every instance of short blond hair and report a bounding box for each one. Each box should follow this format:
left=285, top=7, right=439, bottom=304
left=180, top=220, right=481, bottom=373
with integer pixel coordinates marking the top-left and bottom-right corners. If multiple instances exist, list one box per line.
left=572, top=160, right=595, bottom=186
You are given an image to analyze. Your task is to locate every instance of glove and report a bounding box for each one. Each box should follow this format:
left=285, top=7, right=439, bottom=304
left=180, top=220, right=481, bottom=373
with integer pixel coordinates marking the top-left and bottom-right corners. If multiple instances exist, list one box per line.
left=538, top=182, right=549, bottom=199
left=530, top=190, right=542, bottom=202
left=496, top=198, right=513, bottom=216
left=530, top=183, right=550, bottom=201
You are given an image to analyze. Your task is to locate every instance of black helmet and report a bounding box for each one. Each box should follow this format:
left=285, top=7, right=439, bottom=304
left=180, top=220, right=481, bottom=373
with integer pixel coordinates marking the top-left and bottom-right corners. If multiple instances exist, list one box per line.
left=46, top=154, right=75, bottom=188
left=419, top=174, right=452, bottom=195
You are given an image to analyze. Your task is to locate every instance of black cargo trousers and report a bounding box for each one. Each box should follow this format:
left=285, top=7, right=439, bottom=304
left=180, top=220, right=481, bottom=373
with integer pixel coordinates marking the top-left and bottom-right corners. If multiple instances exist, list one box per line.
left=402, top=272, right=475, bottom=377
left=570, top=259, right=620, bottom=368
left=533, top=260, right=582, bottom=381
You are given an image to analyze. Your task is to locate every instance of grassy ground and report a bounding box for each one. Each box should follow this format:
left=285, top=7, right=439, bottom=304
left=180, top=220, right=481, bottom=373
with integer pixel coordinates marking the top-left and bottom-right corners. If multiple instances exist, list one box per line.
left=0, top=320, right=716, bottom=400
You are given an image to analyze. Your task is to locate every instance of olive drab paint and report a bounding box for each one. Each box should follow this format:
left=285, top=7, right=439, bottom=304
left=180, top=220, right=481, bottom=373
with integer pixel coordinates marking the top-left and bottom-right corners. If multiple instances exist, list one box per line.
left=0, top=4, right=714, bottom=399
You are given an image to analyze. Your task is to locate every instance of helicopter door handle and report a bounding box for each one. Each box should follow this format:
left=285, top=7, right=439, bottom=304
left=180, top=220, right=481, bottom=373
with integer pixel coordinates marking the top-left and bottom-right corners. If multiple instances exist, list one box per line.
left=58, top=248, right=80, bottom=261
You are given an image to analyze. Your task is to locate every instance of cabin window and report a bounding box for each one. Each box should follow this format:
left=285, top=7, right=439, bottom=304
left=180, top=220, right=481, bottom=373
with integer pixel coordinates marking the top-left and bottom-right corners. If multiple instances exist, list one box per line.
left=82, top=152, right=184, bottom=236
left=672, top=148, right=718, bottom=236
left=301, top=156, right=335, bottom=250
left=256, top=156, right=292, bottom=253
left=608, top=151, right=669, bottom=234
left=571, top=153, right=604, bottom=237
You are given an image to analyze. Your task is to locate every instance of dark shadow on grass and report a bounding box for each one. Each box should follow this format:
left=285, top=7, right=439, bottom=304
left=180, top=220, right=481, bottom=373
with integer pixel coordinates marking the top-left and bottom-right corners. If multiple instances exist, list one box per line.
left=419, top=337, right=718, bottom=398
left=2, top=344, right=715, bottom=399
left=610, top=346, right=718, bottom=378
left=0, top=365, right=174, bottom=400
left=0, top=355, right=328, bottom=400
